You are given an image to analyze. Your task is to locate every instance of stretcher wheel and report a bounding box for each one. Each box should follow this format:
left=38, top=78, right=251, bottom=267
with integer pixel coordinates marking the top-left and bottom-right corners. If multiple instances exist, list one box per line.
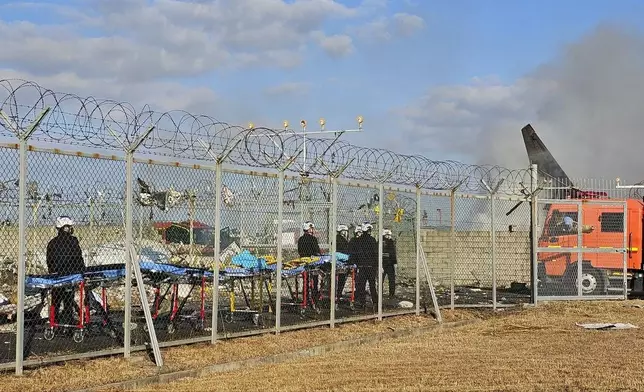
left=43, top=328, right=55, bottom=341
left=167, top=323, right=176, bottom=334
left=194, top=320, right=204, bottom=331
left=349, top=303, right=355, bottom=311
left=73, top=330, right=85, bottom=343
left=299, top=308, right=306, bottom=317
left=223, top=313, right=233, bottom=324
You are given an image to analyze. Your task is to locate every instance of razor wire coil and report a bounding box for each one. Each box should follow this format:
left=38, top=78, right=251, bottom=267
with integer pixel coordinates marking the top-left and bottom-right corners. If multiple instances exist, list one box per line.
left=0, top=78, right=532, bottom=195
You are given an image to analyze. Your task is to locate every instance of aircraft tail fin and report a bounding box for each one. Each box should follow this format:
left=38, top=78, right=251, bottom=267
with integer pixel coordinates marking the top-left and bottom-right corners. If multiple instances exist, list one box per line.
left=521, top=124, right=570, bottom=184
left=521, top=124, right=607, bottom=199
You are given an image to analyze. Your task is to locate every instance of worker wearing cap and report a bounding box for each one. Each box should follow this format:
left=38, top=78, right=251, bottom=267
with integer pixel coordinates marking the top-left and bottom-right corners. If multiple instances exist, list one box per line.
left=298, top=221, right=321, bottom=300
left=382, top=228, right=397, bottom=299
left=46, top=216, right=86, bottom=325
left=354, top=222, right=378, bottom=311
left=335, top=224, right=350, bottom=299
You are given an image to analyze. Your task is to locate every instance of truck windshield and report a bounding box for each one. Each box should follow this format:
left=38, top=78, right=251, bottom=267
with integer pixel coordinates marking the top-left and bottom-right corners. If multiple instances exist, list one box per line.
left=546, top=210, right=579, bottom=236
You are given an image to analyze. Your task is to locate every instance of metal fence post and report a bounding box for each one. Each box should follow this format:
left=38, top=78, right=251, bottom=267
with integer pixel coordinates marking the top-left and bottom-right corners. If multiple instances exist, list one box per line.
left=530, top=164, right=539, bottom=304
left=197, top=138, right=242, bottom=343
left=124, top=151, right=134, bottom=356
left=211, top=161, right=222, bottom=343
left=481, top=179, right=504, bottom=311
left=274, top=155, right=299, bottom=333
left=415, top=186, right=421, bottom=315
left=491, top=193, right=497, bottom=310
left=115, top=125, right=158, bottom=361
left=449, top=189, right=456, bottom=310
left=377, top=183, right=384, bottom=320
left=329, top=176, right=338, bottom=327
left=275, top=170, right=284, bottom=333
left=1, top=107, right=51, bottom=375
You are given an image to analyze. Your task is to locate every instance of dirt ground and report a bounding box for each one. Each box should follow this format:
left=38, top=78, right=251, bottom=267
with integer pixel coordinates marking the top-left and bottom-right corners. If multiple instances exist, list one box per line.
left=0, top=310, right=472, bottom=392
left=126, top=300, right=644, bottom=392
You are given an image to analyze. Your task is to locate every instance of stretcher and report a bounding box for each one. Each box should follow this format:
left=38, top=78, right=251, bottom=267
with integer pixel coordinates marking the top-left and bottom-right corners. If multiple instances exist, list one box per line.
left=26, top=263, right=125, bottom=343
left=139, top=261, right=215, bottom=334
left=266, top=253, right=357, bottom=316
left=219, top=265, right=273, bottom=327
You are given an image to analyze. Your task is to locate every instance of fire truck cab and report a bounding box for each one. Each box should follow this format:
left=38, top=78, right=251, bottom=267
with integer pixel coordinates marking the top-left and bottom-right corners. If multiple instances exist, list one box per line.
left=537, top=198, right=644, bottom=295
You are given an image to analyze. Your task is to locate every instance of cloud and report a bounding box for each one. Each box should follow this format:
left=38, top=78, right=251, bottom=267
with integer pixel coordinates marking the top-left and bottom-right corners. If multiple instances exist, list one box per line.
left=313, top=32, right=355, bottom=58
left=0, top=0, right=378, bottom=124
left=263, top=82, right=311, bottom=96
left=353, top=12, right=425, bottom=42
left=396, top=24, right=644, bottom=181
left=0, top=0, right=362, bottom=84
left=392, top=13, right=425, bottom=37
left=0, top=68, right=221, bottom=116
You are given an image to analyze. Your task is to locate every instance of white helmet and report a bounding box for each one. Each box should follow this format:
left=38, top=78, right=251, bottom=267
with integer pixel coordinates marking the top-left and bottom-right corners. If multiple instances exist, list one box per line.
left=383, top=228, right=392, bottom=236
left=362, top=222, right=373, bottom=232
left=55, top=216, right=75, bottom=229
left=337, top=224, right=349, bottom=232
left=355, top=225, right=363, bottom=233
left=302, top=221, right=314, bottom=231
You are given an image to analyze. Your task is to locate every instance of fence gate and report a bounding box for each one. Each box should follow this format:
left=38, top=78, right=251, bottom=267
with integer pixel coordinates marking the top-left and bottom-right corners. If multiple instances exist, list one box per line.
left=535, top=198, right=627, bottom=300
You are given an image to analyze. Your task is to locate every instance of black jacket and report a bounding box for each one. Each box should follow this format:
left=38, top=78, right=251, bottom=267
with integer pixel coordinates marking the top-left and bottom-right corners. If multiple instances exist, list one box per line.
left=335, top=234, right=349, bottom=254
left=352, top=234, right=378, bottom=267
left=297, top=233, right=320, bottom=258
left=382, top=237, right=397, bottom=266
left=46, top=232, right=86, bottom=275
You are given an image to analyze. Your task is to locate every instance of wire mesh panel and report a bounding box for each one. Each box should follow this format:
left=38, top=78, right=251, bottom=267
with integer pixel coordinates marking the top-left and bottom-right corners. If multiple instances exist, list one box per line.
left=23, top=151, right=126, bottom=361
left=418, top=192, right=452, bottom=308
left=131, top=161, right=215, bottom=343
left=579, top=201, right=627, bottom=298
left=536, top=199, right=628, bottom=299
left=334, top=181, right=379, bottom=318
left=494, top=197, right=531, bottom=305
left=0, top=147, right=18, bottom=364
left=277, top=176, right=333, bottom=328
left=452, top=195, right=493, bottom=306
left=535, top=200, right=582, bottom=298
left=380, top=188, right=417, bottom=315
left=217, top=171, right=277, bottom=335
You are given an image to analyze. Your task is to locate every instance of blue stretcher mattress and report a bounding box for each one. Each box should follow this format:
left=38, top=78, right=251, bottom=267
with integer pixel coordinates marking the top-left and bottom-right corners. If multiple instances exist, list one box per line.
left=25, top=251, right=356, bottom=290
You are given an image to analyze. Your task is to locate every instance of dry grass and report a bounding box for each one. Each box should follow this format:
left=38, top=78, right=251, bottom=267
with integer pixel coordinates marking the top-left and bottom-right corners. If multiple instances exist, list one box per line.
left=0, top=311, right=476, bottom=392
left=127, top=301, right=644, bottom=392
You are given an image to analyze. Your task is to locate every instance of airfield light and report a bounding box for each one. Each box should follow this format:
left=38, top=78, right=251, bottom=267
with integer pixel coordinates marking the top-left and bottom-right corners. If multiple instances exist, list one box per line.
left=300, top=120, right=307, bottom=130
left=357, top=115, right=364, bottom=129
left=283, top=120, right=289, bottom=129
left=319, top=118, right=325, bottom=130
left=248, top=122, right=254, bottom=129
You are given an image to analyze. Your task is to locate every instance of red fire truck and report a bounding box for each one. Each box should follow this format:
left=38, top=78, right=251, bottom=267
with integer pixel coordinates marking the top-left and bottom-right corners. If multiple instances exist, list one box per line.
left=522, top=125, right=644, bottom=296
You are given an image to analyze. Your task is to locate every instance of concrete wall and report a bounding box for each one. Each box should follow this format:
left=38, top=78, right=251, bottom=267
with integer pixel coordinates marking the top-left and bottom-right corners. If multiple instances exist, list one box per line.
left=420, top=229, right=531, bottom=288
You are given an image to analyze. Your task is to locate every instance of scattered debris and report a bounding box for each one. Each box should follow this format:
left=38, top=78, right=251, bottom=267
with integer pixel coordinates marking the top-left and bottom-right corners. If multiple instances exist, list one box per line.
left=576, top=323, right=638, bottom=330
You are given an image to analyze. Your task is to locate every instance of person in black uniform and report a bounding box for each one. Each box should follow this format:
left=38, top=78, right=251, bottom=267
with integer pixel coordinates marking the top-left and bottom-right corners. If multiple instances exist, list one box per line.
left=382, top=228, right=397, bottom=299
left=46, top=216, right=86, bottom=325
left=297, top=221, right=321, bottom=300
left=354, top=222, right=378, bottom=310
left=334, top=224, right=350, bottom=300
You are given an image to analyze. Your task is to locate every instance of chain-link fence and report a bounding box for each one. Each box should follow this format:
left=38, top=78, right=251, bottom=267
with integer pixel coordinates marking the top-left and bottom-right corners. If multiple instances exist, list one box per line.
left=0, top=140, right=633, bottom=373
left=0, top=147, right=18, bottom=364
left=420, top=191, right=532, bottom=309
left=2, top=78, right=634, bottom=375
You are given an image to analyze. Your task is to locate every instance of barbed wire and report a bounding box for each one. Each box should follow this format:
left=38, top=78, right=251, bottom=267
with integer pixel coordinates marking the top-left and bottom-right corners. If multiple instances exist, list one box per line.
left=0, top=78, right=532, bottom=195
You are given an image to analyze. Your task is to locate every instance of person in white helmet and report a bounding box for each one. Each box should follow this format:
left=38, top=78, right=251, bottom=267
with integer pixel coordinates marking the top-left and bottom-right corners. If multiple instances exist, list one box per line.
left=298, top=221, right=321, bottom=300
left=382, top=228, right=397, bottom=299
left=335, top=224, right=350, bottom=299
left=354, top=222, right=378, bottom=310
left=46, top=216, right=86, bottom=325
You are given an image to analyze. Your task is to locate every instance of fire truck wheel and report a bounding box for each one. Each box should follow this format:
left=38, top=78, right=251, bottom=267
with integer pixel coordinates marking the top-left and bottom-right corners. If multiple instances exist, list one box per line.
left=579, top=267, right=606, bottom=295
